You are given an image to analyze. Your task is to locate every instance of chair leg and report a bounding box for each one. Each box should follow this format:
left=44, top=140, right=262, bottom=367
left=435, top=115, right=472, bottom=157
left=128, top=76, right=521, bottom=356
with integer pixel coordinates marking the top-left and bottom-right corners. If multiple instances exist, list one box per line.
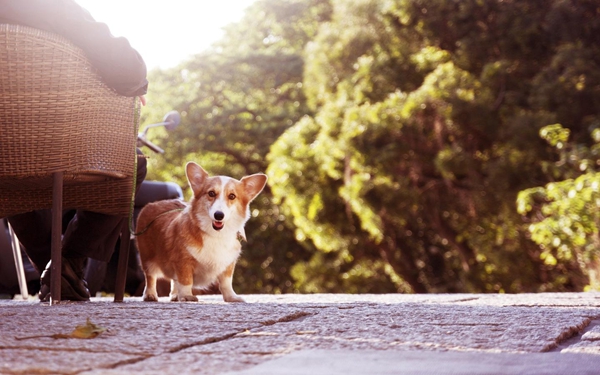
left=50, top=171, right=63, bottom=305
left=113, top=220, right=130, bottom=302
left=7, top=222, right=29, bottom=299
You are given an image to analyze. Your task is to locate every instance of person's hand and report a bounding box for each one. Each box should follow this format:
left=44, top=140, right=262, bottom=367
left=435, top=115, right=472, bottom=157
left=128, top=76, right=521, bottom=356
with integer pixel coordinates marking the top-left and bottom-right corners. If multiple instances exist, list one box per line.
left=138, top=95, right=146, bottom=106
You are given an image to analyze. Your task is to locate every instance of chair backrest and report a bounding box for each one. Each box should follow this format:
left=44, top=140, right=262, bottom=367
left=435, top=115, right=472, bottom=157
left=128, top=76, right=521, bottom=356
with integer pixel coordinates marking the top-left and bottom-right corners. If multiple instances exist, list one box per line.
left=0, top=24, right=138, bottom=217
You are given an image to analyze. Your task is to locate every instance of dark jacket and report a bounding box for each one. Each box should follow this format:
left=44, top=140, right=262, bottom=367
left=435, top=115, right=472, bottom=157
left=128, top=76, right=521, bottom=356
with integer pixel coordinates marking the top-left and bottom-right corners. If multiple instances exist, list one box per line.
left=0, top=0, right=148, bottom=96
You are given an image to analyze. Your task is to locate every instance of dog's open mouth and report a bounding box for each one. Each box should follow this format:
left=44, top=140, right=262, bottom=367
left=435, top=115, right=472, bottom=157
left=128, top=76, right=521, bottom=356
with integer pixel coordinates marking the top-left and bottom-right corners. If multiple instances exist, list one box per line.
left=212, top=221, right=224, bottom=231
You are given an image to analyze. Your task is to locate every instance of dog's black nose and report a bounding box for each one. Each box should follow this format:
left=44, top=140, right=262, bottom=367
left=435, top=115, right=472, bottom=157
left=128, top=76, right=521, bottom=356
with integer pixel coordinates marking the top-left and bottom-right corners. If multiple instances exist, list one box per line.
left=214, top=211, right=224, bottom=221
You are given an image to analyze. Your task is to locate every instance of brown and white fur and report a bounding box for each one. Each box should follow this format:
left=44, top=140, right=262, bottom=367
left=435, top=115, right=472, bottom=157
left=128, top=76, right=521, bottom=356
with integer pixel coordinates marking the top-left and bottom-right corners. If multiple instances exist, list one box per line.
left=136, top=161, right=268, bottom=302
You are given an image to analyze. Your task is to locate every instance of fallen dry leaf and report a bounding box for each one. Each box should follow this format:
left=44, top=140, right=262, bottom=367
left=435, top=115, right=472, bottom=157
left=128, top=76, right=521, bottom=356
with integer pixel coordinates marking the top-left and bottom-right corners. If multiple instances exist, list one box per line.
left=16, top=318, right=107, bottom=340
left=68, top=318, right=107, bottom=339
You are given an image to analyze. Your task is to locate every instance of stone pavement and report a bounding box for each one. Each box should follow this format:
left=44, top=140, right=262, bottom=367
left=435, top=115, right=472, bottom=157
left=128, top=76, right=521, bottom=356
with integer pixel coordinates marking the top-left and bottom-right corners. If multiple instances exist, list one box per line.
left=0, top=293, right=599, bottom=374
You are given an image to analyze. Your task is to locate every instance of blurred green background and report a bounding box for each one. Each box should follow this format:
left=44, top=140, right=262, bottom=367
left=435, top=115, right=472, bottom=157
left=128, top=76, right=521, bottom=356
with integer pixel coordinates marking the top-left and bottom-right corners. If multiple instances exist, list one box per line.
left=138, top=0, right=600, bottom=294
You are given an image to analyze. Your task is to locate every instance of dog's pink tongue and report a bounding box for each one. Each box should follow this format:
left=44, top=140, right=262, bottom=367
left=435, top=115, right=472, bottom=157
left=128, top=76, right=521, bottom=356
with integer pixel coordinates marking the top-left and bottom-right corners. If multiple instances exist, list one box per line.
left=213, top=221, right=224, bottom=230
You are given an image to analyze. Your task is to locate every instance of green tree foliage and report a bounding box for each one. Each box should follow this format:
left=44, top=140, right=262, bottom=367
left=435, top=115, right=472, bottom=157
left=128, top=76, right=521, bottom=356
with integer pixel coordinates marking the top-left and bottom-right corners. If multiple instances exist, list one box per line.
left=518, top=125, right=600, bottom=290
left=269, top=0, right=600, bottom=293
left=143, top=0, right=600, bottom=293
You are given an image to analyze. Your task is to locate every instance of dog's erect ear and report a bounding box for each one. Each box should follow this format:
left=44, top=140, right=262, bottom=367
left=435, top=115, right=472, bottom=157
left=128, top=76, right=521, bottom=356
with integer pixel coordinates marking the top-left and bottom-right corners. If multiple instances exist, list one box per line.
left=240, top=173, right=268, bottom=202
left=186, top=162, right=209, bottom=198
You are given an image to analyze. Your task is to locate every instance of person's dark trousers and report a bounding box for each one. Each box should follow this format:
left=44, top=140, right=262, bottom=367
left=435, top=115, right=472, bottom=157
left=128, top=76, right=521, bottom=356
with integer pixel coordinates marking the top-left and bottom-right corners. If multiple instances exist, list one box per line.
left=7, top=149, right=147, bottom=273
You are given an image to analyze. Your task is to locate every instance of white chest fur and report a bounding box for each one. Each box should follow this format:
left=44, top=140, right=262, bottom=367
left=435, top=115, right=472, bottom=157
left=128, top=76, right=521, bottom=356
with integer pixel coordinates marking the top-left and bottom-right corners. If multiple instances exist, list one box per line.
left=185, top=228, right=242, bottom=286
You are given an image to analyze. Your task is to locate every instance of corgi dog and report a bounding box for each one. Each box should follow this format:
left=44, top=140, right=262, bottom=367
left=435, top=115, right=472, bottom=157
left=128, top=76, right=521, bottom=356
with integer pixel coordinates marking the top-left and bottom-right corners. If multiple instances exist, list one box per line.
left=136, top=161, right=268, bottom=302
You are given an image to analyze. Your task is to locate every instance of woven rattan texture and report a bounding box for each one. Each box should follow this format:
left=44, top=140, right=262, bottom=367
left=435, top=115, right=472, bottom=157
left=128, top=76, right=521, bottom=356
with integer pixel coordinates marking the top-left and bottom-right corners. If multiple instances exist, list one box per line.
left=0, top=24, right=137, bottom=217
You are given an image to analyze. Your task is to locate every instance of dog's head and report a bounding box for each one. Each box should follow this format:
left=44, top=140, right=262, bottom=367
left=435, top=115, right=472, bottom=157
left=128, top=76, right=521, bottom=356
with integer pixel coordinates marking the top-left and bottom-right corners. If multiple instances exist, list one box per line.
left=185, top=162, right=268, bottom=234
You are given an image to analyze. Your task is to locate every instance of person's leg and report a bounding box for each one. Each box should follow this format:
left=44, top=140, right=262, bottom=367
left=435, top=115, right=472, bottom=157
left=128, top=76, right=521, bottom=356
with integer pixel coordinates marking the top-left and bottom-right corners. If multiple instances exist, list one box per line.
left=61, top=211, right=124, bottom=261
left=39, top=210, right=124, bottom=301
left=7, top=210, right=52, bottom=273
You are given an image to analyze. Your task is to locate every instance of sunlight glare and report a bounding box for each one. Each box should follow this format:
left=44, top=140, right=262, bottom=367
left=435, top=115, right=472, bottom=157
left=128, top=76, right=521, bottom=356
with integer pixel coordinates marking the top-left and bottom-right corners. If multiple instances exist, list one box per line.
left=75, top=0, right=257, bottom=70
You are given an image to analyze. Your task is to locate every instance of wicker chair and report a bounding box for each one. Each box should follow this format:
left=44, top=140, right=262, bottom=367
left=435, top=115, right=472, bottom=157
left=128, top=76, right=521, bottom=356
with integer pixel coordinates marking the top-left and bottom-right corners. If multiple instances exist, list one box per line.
left=0, top=24, right=139, bottom=303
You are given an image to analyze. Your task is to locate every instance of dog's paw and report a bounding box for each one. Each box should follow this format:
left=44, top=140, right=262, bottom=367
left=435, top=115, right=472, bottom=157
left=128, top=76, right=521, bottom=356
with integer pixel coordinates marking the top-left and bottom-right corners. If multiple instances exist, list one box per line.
left=169, top=293, right=178, bottom=302
left=143, top=293, right=159, bottom=302
left=223, top=294, right=246, bottom=303
left=178, top=295, right=199, bottom=302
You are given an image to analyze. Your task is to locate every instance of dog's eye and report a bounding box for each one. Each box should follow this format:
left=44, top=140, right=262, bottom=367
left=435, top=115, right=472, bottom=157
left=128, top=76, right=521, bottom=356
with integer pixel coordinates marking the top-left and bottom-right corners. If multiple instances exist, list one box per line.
left=208, top=191, right=216, bottom=198
left=228, top=193, right=236, bottom=200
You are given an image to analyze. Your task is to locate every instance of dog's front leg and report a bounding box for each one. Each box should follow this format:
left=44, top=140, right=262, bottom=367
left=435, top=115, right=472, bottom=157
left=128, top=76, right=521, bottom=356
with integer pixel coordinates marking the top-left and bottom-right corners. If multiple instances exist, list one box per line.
left=174, top=267, right=198, bottom=302
left=169, top=280, right=178, bottom=302
left=142, top=273, right=159, bottom=302
left=218, top=262, right=245, bottom=303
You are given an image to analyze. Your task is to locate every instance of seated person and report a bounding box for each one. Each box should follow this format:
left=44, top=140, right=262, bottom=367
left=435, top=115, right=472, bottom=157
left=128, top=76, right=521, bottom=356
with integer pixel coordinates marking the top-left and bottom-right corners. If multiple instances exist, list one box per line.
left=1, top=0, right=149, bottom=301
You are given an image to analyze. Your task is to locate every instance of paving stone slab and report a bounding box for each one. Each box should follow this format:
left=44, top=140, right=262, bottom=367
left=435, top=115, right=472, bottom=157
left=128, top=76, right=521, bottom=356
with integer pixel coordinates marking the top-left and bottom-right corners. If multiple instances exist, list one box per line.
left=1, top=294, right=600, bottom=374
left=0, top=299, right=312, bottom=374
left=0, top=348, right=138, bottom=375
left=456, top=293, right=600, bottom=308
left=225, top=349, right=600, bottom=375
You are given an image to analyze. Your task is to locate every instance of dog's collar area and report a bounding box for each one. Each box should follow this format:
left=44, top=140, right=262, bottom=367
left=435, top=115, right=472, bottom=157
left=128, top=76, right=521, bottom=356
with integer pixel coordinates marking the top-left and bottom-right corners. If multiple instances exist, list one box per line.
left=237, top=232, right=246, bottom=244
